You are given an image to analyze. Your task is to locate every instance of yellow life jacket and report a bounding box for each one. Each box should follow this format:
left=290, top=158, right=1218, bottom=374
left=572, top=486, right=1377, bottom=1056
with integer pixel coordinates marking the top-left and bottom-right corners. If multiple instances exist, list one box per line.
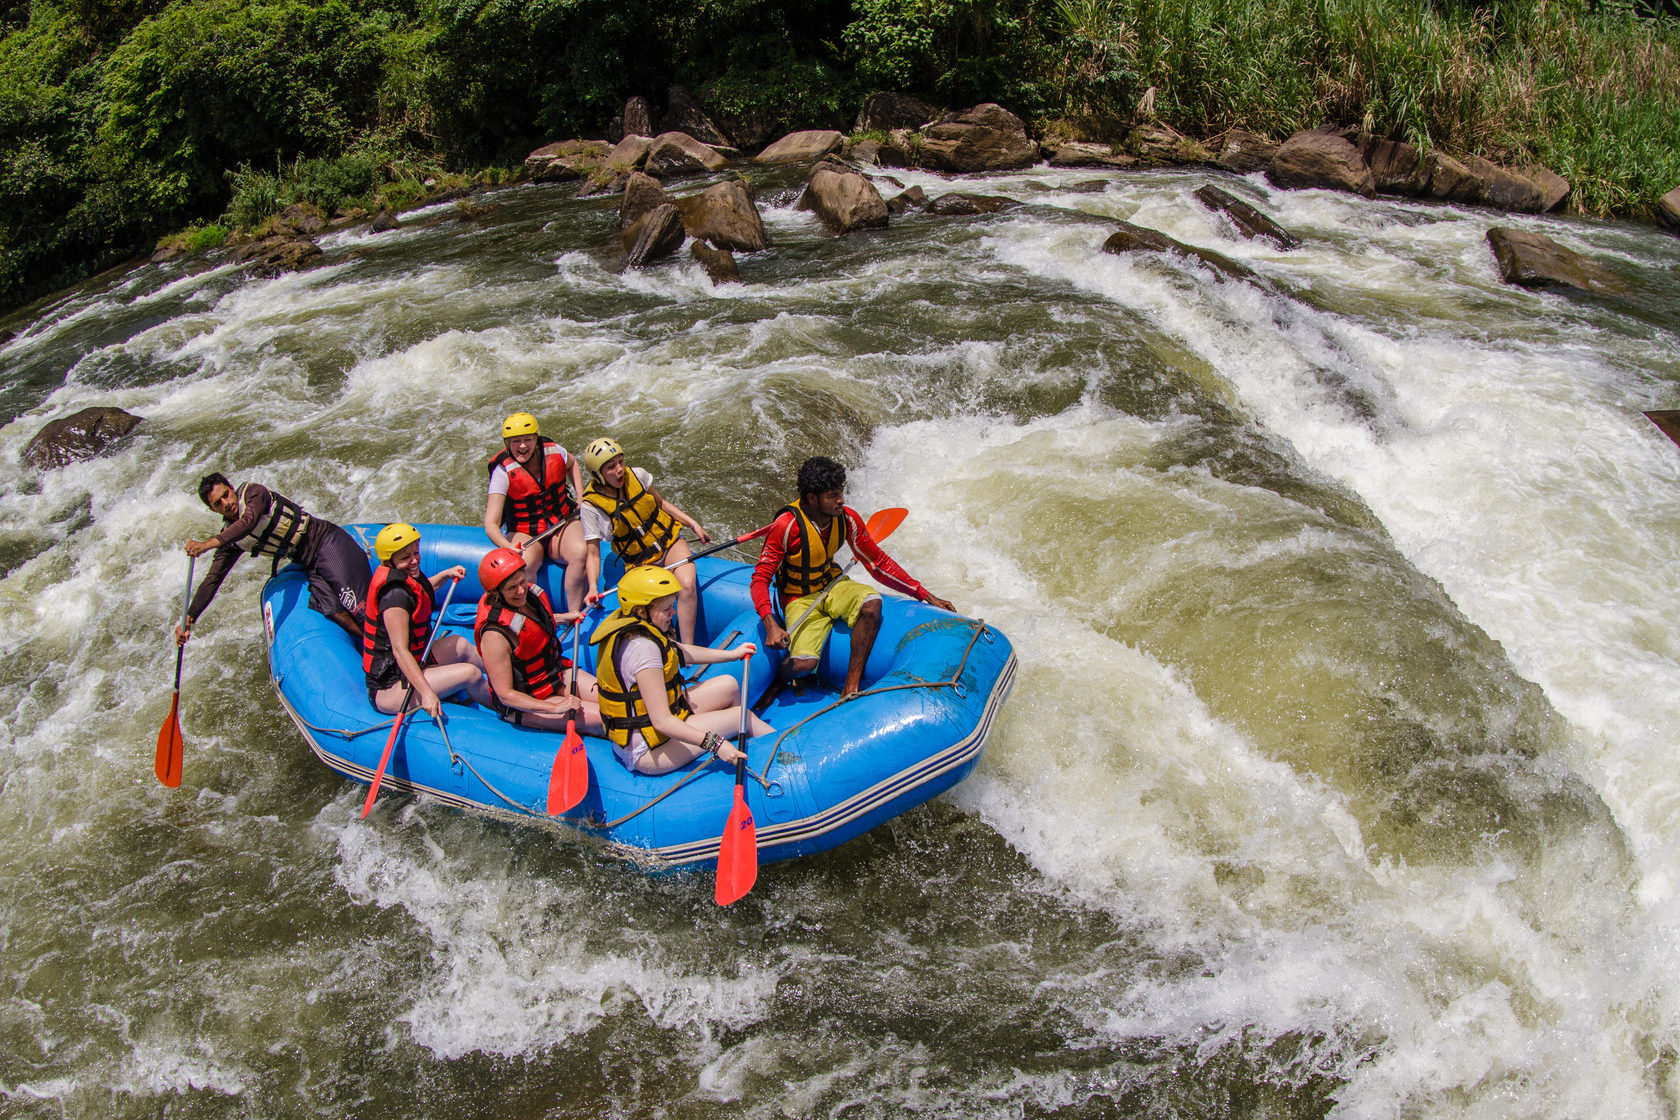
left=582, top=467, right=679, bottom=566
left=776, top=502, right=846, bottom=599
left=590, top=612, right=692, bottom=749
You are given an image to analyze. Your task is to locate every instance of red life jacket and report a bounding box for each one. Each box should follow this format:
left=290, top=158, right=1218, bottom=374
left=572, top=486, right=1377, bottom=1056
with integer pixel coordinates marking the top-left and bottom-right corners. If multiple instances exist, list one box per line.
left=361, top=563, right=434, bottom=686
left=474, top=584, right=565, bottom=702
left=488, top=437, right=576, bottom=536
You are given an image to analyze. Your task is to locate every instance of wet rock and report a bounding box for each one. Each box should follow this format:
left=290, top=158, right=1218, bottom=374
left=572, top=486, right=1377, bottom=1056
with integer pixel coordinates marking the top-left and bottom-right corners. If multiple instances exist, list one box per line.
left=1486, top=227, right=1625, bottom=293
left=1193, top=184, right=1299, bottom=250
left=659, top=85, right=731, bottom=147
left=606, top=134, right=655, bottom=173
left=1467, top=156, right=1545, bottom=213
left=798, top=167, right=888, bottom=233
left=622, top=203, right=685, bottom=267
left=370, top=208, right=400, bottom=233
left=1045, top=140, right=1136, bottom=169
left=1124, top=122, right=1210, bottom=167
left=277, top=202, right=326, bottom=235
left=22, top=407, right=143, bottom=471
left=1425, top=151, right=1483, bottom=203
left=674, top=179, right=769, bottom=252
left=856, top=92, right=941, bottom=132
left=577, top=170, right=631, bottom=199
left=453, top=200, right=501, bottom=222
left=1646, top=410, right=1680, bottom=449
left=1213, top=128, right=1279, bottom=174
left=882, top=129, right=919, bottom=167
left=919, top=103, right=1038, bottom=173
left=885, top=185, right=927, bottom=215
left=1657, top=185, right=1680, bottom=231
left=925, top=192, right=1017, bottom=217
left=235, top=235, right=322, bottom=275
left=756, top=130, right=845, bottom=164
left=620, top=172, right=671, bottom=230
left=623, top=96, right=654, bottom=138
left=1268, top=128, right=1375, bottom=197
left=847, top=138, right=884, bottom=166
left=1100, top=219, right=1256, bottom=283
left=1517, top=163, right=1571, bottom=212
left=1360, top=137, right=1430, bottom=196
left=691, top=241, right=740, bottom=284
left=525, top=139, right=612, bottom=182
left=644, top=132, right=729, bottom=178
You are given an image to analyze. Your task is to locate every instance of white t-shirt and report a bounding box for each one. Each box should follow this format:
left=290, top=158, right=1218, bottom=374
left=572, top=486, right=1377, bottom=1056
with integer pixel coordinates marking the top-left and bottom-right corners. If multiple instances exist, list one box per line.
left=488, top=444, right=573, bottom=497
left=581, top=466, right=655, bottom=543
left=610, top=633, right=672, bottom=770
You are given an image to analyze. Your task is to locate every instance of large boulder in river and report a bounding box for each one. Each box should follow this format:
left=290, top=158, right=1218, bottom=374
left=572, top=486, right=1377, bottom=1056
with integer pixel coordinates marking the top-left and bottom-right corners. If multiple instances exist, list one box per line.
left=1213, top=128, right=1279, bottom=174
left=1486, top=227, right=1625, bottom=293
left=1193, top=184, right=1299, bottom=250
left=1268, top=128, right=1375, bottom=197
left=755, top=130, right=845, bottom=164
left=606, top=134, right=655, bottom=173
left=919, top=104, right=1038, bottom=173
left=674, top=179, right=769, bottom=252
left=622, top=203, right=685, bottom=267
left=1101, top=219, right=1256, bottom=284
left=525, top=139, right=612, bottom=182
left=22, top=407, right=143, bottom=471
left=1656, top=186, right=1680, bottom=231
left=855, top=92, right=941, bottom=132
left=798, top=167, right=888, bottom=233
left=235, top=235, right=322, bottom=275
left=1517, top=163, right=1571, bottom=212
left=659, top=85, right=731, bottom=147
left=620, top=172, right=671, bottom=230
left=1124, top=122, right=1210, bottom=167
left=1045, top=140, right=1136, bottom=169
left=1360, top=137, right=1430, bottom=196
left=1467, top=156, right=1545, bottom=213
left=690, top=241, right=740, bottom=284
left=1425, top=151, right=1484, bottom=203
left=644, top=132, right=729, bottom=178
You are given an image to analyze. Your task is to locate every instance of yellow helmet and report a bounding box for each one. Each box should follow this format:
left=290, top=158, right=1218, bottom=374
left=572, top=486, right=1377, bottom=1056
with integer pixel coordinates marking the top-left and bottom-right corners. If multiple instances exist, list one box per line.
left=502, top=412, right=539, bottom=439
left=374, top=522, right=421, bottom=562
left=617, top=565, right=680, bottom=609
left=582, top=436, right=623, bottom=477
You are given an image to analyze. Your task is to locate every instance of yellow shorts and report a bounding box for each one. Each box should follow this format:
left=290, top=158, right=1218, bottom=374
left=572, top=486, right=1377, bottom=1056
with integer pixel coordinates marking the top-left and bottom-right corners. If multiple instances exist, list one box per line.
left=783, top=578, right=880, bottom=660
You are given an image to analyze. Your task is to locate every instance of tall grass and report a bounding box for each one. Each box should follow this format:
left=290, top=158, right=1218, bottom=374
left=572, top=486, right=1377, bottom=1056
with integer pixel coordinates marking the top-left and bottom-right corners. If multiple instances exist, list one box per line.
left=1053, top=0, right=1680, bottom=215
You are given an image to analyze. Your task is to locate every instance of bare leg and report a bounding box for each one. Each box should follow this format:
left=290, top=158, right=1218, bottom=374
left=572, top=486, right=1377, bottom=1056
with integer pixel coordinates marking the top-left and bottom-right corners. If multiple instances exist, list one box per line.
left=842, top=599, right=883, bottom=697
left=634, top=708, right=774, bottom=775
left=558, top=520, right=587, bottom=614
left=665, top=539, right=699, bottom=645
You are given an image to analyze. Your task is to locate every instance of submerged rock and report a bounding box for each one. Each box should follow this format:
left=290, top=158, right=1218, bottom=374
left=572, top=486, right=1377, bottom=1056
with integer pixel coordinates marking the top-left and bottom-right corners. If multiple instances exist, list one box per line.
left=925, top=192, right=1017, bottom=217
left=1193, top=184, right=1299, bottom=250
left=1486, top=227, right=1625, bottom=293
left=885, top=185, right=927, bottom=215
left=1100, top=219, right=1256, bottom=283
left=23, top=407, right=143, bottom=471
left=690, top=241, right=740, bottom=284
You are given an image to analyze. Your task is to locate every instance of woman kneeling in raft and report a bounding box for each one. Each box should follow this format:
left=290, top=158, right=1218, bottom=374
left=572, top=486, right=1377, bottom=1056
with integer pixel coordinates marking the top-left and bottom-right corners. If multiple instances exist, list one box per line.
left=592, top=565, right=773, bottom=775
left=364, top=523, right=491, bottom=717
left=474, top=548, right=603, bottom=733
left=484, top=412, right=589, bottom=613
left=579, top=437, right=710, bottom=646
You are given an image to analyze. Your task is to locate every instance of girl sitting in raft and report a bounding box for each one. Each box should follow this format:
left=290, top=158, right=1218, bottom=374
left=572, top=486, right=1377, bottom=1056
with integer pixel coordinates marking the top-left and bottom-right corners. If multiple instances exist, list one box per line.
left=484, top=412, right=590, bottom=613
left=579, top=437, right=711, bottom=645
left=363, top=523, right=491, bottom=717
left=474, top=547, right=603, bottom=733
left=591, top=565, right=773, bottom=775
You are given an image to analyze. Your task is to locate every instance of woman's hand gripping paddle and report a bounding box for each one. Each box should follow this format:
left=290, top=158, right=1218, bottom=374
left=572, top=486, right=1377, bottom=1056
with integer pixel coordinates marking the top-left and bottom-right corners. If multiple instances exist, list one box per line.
left=545, top=616, right=589, bottom=814
left=715, top=652, right=757, bottom=906
left=154, top=554, right=196, bottom=787
left=361, top=574, right=462, bottom=818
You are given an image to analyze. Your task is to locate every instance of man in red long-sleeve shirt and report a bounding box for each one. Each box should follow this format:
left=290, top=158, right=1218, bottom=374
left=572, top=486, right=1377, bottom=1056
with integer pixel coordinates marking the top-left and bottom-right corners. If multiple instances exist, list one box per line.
left=751, top=457, right=954, bottom=697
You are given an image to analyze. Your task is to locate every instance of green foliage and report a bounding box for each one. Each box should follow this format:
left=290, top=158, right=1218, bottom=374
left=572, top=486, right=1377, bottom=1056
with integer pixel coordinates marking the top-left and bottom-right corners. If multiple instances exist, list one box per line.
left=844, top=0, right=1051, bottom=109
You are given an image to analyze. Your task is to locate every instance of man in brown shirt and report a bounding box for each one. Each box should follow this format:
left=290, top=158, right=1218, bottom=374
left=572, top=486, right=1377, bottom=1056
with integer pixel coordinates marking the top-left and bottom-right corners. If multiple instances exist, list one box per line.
left=175, top=473, right=371, bottom=644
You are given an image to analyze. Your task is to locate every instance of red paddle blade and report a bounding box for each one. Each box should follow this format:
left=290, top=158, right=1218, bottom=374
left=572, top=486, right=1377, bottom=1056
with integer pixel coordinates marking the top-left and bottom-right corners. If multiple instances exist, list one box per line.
left=715, top=786, right=758, bottom=905
left=361, top=712, right=406, bottom=818
left=546, top=718, right=589, bottom=815
left=864, top=507, right=907, bottom=540
left=154, top=694, right=183, bottom=787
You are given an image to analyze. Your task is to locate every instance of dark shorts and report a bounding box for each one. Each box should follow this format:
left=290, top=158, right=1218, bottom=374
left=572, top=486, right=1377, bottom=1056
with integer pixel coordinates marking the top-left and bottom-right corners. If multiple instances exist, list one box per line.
left=305, top=522, right=373, bottom=619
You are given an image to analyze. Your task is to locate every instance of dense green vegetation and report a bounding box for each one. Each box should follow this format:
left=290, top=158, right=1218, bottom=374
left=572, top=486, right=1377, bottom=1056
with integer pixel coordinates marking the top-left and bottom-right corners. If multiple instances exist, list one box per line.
left=2, top=0, right=1675, bottom=312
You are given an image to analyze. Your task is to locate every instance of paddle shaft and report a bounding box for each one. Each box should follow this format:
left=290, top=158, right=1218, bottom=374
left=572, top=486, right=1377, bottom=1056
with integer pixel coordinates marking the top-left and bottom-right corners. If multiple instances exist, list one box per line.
left=715, top=652, right=758, bottom=905
left=361, top=573, right=462, bottom=816
left=590, top=523, right=774, bottom=608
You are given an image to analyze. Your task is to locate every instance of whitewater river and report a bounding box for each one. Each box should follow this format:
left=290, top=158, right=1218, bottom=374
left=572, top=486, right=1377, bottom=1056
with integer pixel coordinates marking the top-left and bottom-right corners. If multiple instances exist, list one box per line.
left=3, top=161, right=1679, bottom=1118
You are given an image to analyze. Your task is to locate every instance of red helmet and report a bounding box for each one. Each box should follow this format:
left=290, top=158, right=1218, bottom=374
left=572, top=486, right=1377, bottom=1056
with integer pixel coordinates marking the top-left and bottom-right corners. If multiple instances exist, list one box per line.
left=477, top=548, right=525, bottom=593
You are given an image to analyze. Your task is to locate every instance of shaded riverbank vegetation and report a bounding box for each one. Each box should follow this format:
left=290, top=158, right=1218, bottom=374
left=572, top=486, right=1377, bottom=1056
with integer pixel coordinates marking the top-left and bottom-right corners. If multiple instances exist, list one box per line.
left=3, top=0, right=1676, bottom=313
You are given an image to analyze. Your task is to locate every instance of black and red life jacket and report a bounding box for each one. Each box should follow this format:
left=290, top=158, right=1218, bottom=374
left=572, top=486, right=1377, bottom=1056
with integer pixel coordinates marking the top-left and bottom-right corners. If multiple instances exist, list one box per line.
left=474, top=583, right=565, bottom=702
left=488, top=437, right=576, bottom=536
left=361, top=563, right=435, bottom=685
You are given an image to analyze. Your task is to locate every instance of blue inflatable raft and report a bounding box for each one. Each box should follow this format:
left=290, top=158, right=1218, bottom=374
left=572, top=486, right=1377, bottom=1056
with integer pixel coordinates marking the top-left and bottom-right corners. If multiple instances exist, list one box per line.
left=261, top=523, right=1017, bottom=872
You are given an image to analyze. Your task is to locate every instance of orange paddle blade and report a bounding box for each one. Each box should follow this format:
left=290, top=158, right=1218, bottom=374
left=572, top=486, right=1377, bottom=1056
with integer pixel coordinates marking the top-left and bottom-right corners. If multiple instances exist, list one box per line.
left=715, top=785, right=758, bottom=905
left=361, top=711, right=407, bottom=817
left=546, top=717, right=589, bottom=814
left=154, top=694, right=183, bottom=788
left=864, top=507, right=907, bottom=540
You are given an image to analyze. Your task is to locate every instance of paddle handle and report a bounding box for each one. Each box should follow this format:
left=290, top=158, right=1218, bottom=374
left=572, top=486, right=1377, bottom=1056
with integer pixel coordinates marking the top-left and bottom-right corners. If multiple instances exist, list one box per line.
left=178, top=554, right=197, bottom=630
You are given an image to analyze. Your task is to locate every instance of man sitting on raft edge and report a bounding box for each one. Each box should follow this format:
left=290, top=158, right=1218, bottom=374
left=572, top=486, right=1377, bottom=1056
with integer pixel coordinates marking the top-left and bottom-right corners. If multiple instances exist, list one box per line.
left=751, top=456, right=955, bottom=698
